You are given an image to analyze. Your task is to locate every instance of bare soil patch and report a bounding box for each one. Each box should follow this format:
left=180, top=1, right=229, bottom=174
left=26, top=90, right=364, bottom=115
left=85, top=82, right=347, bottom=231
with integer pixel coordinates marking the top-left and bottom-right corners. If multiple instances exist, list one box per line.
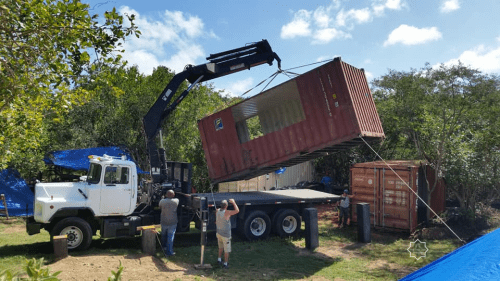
left=0, top=223, right=25, bottom=234
left=50, top=254, right=206, bottom=281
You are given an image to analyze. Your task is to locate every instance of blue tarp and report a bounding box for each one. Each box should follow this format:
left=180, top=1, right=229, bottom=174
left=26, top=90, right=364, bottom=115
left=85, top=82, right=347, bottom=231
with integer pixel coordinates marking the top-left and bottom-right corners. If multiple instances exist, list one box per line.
left=0, top=169, right=33, bottom=216
left=44, top=146, right=148, bottom=174
left=401, top=227, right=500, bottom=281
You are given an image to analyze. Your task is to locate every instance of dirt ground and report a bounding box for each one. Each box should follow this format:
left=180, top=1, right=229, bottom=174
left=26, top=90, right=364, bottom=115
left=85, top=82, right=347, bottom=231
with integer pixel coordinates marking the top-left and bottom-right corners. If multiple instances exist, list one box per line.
left=7, top=204, right=498, bottom=280
left=41, top=204, right=415, bottom=281
left=50, top=254, right=199, bottom=281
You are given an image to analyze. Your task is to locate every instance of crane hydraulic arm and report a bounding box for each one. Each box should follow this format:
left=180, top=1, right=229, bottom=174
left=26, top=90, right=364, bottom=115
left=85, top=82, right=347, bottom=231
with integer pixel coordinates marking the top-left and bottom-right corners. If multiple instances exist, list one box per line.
left=142, top=40, right=281, bottom=183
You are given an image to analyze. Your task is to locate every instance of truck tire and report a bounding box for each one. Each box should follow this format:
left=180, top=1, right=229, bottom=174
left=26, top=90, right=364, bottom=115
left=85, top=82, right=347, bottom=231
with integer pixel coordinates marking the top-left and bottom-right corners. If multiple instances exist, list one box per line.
left=240, top=210, right=271, bottom=241
left=51, top=217, right=93, bottom=251
left=273, top=209, right=301, bottom=238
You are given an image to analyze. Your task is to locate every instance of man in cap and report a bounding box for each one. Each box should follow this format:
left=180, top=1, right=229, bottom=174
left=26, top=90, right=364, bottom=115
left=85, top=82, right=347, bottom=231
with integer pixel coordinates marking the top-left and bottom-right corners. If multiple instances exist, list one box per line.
left=338, top=189, right=355, bottom=228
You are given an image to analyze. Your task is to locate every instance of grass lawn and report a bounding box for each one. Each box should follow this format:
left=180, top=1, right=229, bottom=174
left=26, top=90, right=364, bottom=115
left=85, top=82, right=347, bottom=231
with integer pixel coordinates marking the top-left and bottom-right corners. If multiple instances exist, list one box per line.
left=0, top=212, right=465, bottom=281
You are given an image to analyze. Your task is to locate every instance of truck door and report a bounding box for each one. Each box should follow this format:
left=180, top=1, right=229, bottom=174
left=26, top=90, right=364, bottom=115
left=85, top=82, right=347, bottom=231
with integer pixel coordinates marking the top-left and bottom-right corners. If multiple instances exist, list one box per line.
left=100, top=165, right=132, bottom=214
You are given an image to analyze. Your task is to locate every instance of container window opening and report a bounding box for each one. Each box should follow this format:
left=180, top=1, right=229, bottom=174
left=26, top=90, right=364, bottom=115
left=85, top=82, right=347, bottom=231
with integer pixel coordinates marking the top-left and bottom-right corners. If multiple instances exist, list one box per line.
left=232, top=82, right=306, bottom=144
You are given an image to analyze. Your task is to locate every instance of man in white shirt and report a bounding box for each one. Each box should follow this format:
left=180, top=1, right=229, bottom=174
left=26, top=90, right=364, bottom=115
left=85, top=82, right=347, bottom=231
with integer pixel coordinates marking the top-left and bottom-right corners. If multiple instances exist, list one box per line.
left=338, top=189, right=355, bottom=228
left=216, top=199, right=239, bottom=269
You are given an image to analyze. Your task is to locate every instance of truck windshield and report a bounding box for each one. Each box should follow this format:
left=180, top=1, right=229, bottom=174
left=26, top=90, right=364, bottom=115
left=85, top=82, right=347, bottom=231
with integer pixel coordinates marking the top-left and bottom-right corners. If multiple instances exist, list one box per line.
left=87, top=163, right=102, bottom=184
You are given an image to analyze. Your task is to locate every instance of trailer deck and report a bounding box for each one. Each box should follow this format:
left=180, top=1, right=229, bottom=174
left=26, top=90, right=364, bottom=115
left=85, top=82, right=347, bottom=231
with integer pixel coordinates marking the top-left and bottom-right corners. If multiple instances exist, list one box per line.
left=193, top=189, right=340, bottom=207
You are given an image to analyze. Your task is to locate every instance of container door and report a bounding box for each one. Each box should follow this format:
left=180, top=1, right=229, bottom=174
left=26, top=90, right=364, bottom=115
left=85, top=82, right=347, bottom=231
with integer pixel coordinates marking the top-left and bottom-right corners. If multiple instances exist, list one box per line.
left=350, top=167, right=378, bottom=226
left=378, top=168, right=413, bottom=230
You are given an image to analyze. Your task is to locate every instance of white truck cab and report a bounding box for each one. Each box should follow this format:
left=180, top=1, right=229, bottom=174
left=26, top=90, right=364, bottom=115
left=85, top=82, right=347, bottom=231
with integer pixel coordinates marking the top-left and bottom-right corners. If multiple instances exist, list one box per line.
left=34, top=155, right=138, bottom=223
left=28, top=155, right=140, bottom=250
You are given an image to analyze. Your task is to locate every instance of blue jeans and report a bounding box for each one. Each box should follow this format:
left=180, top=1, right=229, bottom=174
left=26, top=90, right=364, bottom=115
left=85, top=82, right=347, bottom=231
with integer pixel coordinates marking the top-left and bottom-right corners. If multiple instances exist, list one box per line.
left=161, top=224, right=177, bottom=256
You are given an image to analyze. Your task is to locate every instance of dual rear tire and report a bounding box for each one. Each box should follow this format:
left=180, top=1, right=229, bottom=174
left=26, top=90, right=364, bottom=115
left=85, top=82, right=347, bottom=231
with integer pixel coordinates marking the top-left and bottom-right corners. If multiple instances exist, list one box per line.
left=239, top=210, right=271, bottom=240
left=272, top=209, right=301, bottom=238
left=239, top=209, right=301, bottom=240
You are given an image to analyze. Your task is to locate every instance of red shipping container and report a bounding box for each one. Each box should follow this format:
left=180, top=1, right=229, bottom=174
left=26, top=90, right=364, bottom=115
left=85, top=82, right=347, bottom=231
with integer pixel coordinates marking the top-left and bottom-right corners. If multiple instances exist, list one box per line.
left=198, top=58, right=385, bottom=183
left=350, top=160, right=446, bottom=233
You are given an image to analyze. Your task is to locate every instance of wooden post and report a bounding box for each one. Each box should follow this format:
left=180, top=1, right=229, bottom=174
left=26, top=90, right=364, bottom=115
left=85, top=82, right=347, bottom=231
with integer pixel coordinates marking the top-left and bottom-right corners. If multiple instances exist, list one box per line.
left=0, top=194, right=9, bottom=220
left=140, top=227, right=157, bottom=255
left=53, top=235, right=68, bottom=260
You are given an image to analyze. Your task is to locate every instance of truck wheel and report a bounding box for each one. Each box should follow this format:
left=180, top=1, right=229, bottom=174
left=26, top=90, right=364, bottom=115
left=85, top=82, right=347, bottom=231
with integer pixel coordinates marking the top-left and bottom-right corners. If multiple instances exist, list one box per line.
left=274, top=209, right=301, bottom=238
left=52, top=217, right=92, bottom=251
left=241, top=210, right=271, bottom=240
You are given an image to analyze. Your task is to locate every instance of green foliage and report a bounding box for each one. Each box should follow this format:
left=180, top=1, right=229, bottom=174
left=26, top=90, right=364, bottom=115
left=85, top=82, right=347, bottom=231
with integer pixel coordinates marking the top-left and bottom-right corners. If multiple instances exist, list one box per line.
left=107, top=261, right=123, bottom=281
left=0, top=257, right=124, bottom=281
left=372, top=62, right=500, bottom=213
left=0, top=258, right=61, bottom=281
left=245, top=115, right=264, bottom=140
left=0, top=0, right=140, bottom=174
left=47, top=65, right=231, bottom=192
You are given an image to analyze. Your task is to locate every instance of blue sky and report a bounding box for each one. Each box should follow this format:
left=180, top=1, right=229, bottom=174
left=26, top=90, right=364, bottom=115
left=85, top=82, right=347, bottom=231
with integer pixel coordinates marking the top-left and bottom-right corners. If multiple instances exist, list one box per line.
left=85, top=0, right=500, bottom=97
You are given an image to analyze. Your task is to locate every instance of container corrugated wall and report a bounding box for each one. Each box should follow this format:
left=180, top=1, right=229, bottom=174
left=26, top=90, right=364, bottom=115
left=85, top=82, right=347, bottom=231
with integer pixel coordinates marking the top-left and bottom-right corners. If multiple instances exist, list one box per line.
left=198, top=58, right=385, bottom=183
left=350, top=161, right=446, bottom=233
left=218, top=161, right=315, bottom=192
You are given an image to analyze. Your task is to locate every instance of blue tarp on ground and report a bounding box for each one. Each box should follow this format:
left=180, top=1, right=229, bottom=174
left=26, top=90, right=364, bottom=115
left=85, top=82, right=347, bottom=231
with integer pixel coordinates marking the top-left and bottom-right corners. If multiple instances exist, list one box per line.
left=44, top=146, right=148, bottom=174
left=401, top=227, right=500, bottom=281
left=0, top=169, right=33, bottom=216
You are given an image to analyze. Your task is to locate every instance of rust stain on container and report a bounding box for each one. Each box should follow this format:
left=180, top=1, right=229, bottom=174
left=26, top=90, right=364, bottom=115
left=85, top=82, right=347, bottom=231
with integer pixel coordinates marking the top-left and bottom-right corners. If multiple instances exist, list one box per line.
left=198, top=58, right=385, bottom=183
left=350, top=160, right=446, bottom=233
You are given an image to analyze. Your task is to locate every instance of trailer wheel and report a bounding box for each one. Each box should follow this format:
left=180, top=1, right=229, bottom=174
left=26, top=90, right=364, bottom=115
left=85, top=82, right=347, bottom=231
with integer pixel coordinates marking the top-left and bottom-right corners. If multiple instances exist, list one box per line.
left=274, top=209, right=301, bottom=238
left=241, top=210, right=271, bottom=240
left=51, top=217, right=92, bottom=251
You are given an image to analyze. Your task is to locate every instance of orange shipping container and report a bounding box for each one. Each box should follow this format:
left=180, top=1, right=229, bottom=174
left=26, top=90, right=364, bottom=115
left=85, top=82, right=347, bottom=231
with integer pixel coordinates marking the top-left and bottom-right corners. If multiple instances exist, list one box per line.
left=198, top=58, right=385, bottom=183
left=350, top=160, right=446, bottom=233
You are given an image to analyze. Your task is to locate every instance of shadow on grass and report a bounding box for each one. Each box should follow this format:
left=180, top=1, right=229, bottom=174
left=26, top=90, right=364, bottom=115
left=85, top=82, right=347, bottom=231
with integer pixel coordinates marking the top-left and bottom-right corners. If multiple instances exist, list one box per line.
left=170, top=232, right=342, bottom=280
left=1, top=227, right=342, bottom=280
left=0, top=241, right=53, bottom=260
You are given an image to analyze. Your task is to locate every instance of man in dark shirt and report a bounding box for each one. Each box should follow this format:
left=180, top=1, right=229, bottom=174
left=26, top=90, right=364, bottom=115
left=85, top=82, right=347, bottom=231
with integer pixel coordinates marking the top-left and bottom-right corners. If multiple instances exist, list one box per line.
left=159, top=190, right=179, bottom=256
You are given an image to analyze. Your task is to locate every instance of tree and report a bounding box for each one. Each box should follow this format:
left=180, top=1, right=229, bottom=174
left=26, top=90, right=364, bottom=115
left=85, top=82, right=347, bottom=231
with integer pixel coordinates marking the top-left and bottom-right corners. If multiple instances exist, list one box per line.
left=372, top=63, right=500, bottom=215
left=0, top=0, right=140, bottom=173
left=47, top=65, right=233, bottom=192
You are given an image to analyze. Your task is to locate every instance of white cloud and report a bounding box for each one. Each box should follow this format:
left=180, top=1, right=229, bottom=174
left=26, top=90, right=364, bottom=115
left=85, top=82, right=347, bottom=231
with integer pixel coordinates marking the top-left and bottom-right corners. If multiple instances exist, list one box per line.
left=442, top=44, right=500, bottom=73
left=385, top=0, right=404, bottom=10
left=440, top=0, right=460, bottom=13
left=222, top=77, right=255, bottom=97
left=313, top=28, right=351, bottom=44
left=163, top=44, right=205, bottom=74
left=281, top=0, right=406, bottom=44
left=316, top=55, right=336, bottom=62
left=373, top=0, right=405, bottom=16
left=123, top=49, right=161, bottom=74
left=163, top=10, right=204, bottom=38
left=364, top=71, right=374, bottom=81
left=280, top=10, right=312, bottom=39
left=118, top=6, right=213, bottom=74
left=384, top=24, right=442, bottom=46
left=313, top=7, right=331, bottom=29
left=336, top=8, right=372, bottom=27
